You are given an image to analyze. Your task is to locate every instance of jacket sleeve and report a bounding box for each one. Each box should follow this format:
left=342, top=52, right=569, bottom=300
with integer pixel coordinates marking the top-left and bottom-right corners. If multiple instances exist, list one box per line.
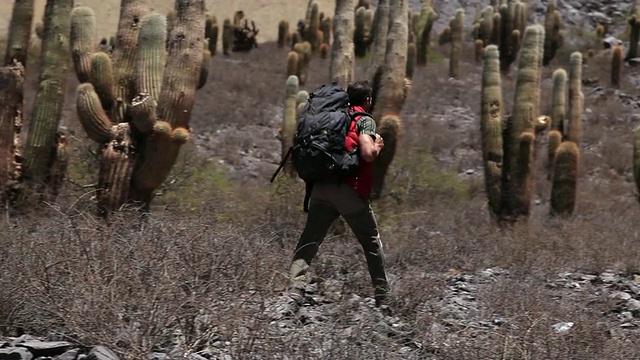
left=356, top=116, right=377, bottom=138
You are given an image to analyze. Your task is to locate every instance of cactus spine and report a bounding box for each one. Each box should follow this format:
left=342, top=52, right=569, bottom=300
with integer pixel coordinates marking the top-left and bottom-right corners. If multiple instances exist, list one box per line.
left=4, top=0, right=35, bottom=67
left=480, top=45, right=503, bottom=217
left=566, top=52, right=583, bottom=146
left=330, top=0, right=355, bottom=88
left=542, top=0, right=563, bottom=66
left=71, top=0, right=206, bottom=215
left=550, top=141, right=579, bottom=216
left=449, top=9, right=464, bottom=79
left=611, top=45, right=623, bottom=88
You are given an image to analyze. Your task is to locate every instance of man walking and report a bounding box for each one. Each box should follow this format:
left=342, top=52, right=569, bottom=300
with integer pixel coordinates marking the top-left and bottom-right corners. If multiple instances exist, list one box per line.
left=283, top=81, right=389, bottom=315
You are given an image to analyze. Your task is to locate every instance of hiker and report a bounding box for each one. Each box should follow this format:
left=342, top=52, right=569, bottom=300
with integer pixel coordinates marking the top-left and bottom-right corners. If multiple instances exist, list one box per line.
left=284, top=81, right=389, bottom=313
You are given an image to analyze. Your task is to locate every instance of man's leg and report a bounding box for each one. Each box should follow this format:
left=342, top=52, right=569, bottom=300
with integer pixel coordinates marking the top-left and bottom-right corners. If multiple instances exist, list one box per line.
left=289, top=199, right=340, bottom=296
left=342, top=205, right=389, bottom=307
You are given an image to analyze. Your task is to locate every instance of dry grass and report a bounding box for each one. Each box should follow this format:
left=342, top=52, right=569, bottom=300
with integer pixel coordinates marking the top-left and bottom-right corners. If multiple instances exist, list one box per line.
left=2, top=5, right=640, bottom=360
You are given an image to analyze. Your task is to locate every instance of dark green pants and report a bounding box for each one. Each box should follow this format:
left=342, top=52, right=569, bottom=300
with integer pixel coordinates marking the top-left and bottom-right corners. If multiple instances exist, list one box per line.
left=289, top=182, right=389, bottom=305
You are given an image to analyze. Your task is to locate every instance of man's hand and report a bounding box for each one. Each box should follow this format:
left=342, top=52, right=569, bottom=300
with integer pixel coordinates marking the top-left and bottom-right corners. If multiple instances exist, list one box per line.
left=375, top=133, right=384, bottom=152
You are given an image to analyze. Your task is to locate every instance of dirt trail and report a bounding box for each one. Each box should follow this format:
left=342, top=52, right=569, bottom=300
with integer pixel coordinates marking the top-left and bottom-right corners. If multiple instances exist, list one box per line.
left=0, top=0, right=335, bottom=44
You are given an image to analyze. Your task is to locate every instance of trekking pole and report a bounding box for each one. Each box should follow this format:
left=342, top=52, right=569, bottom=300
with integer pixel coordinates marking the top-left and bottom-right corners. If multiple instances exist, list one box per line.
left=270, top=147, right=293, bottom=183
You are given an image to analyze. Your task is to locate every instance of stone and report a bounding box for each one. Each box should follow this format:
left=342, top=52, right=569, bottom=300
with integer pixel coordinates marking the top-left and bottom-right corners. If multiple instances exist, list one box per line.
left=84, top=346, right=119, bottom=360
left=15, top=340, right=74, bottom=358
left=0, top=347, right=33, bottom=360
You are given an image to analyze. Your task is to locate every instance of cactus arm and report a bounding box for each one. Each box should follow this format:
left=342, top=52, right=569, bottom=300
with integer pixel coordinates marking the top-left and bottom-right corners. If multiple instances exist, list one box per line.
left=97, top=123, right=136, bottom=215
left=76, top=83, right=114, bottom=143
left=89, top=52, right=116, bottom=113
left=23, top=0, right=74, bottom=186
left=70, top=6, right=97, bottom=83
left=136, top=13, right=167, bottom=102
left=4, top=0, right=35, bottom=67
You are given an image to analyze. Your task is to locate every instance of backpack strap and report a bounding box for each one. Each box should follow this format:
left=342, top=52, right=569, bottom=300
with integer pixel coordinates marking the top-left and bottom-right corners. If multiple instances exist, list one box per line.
left=269, top=146, right=293, bottom=183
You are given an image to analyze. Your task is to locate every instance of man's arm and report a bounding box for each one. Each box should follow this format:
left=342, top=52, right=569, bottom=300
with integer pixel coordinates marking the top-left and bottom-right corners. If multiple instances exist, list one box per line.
left=357, top=116, right=384, bottom=162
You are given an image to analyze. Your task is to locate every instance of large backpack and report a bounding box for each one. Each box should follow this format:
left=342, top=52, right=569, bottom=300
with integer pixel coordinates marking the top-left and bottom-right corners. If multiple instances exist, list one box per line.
left=270, top=83, right=369, bottom=211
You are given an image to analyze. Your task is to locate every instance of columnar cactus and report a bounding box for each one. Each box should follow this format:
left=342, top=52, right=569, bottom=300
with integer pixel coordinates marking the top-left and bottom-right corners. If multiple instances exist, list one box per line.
left=634, top=126, right=640, bottom=200
left=278, top=20, right=289, bottom=48
left=306, top=2, right=321, bottom=52
left=479, top=23, right=543, bottom=223
left=71, top=0, right=207, bottom=214
left=406, top=42, right=416, bottom=79
left=205, top=14, right=218, bottom=56
left=449, top=9, right=464, bottom=79
left=551, top=68, right=567, bottom=133
left=542, top=0, right=563, bottom=66
left=281, top=75, right=299, bottom=177
left=0, top=65, right=24, bottom=205
left=550, top=141, right=579, bottom=216
left=474, top=39, right=484, bottom=63
left=501, top=24, right=544, bottom=220
left=354, top=6, right=369, bottom=57
left=628, top=0, right=640, bottom=61
left=286, top=51, right=299, bottom=77
left=4, top=0, right=35, bottom=67
left=414, top=0, right=438, bottom=66
left=498, top=0, right=527, bottom=73
left=294, top=41, right=312, bottom=85
left=222, top=18, right=233, bottom=55
left=612, top=45, right=623, bottom=88
left=567, top=52, right=583, bottom=146
left=22, top=0, right=74, bottom=199
left=480, top=45, right=503, bottom=217
left=370, top=0, right=409, bottom=199
left=320, top=16, right=332, bottom=45
left=367, top=0, right=389, bottom=80
left=330, top=0, right=355, bottom=88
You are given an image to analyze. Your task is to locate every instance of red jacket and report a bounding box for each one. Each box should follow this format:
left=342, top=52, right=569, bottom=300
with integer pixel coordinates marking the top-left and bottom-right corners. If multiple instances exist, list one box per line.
left=344, top=105, right=373, bottom=199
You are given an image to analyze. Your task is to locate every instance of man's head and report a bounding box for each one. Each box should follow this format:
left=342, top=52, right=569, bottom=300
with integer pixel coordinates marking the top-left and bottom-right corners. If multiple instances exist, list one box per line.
left=347, top=81, right=372, bottom=110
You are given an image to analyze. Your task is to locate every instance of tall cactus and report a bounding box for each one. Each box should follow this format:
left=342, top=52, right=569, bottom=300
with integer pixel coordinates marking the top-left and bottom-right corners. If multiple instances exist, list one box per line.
left=370, top=0, right=409, bottom=199
left=72, top=0, right=207, bottom=215
left=498, top=0, right=527, bottom=73
left=550, top=141, right=579, bottom=216
left=415, top=0, right=438, bottom=66
left=22, top=0, right=74, bottom=199
left=566, top=52, right=583, bottom=146
left=281, top=76, right=299, bottom=177
left=4, top=0, right=35, bottom=67
left=278, top=20, right=289, bottom=48
left=449, top=9, right=464, bottom=79
left=628, top=0, right=640, bottom=61
left=330, top=0, right=355, bottom=88
left=367, top=0, right=389, bottom=80
left=0, top=65, right=24, bottom=205
left=542, top=0, right=563, bottom=66
left=500, top=24, right=544, bottom=222
left=480, top=45, right=503, bottom=217
left=611, top=45, right=623, bottom=88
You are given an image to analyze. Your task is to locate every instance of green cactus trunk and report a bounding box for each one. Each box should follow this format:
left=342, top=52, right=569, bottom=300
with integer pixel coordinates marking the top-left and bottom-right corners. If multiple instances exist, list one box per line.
left=370, top=0, right=408, bottom=199
left=22, top=0, right=74, bottom=200
left=330, top=0, right=355, bottom=88
left=0, top=65, right=25, bottom=205
left=480, top=45, right=503, bottom=218
left=222, top=19, right=233, bottom=55
left=449, top=9, right=464, bottom=79
left=500, top=24, right=544, bottom=222
left=547, top=129, right=562, bottom=180
left=282, top=76, right=299, bottom=177
left=567, top=52, right=583, bottom=146
left=307, top=2, right=321, bottom=52
left=406, top=42, right=416, bottom=79
left=278, top=20, right=289, bottom=48
left=4, top=0, right=35, bottom=68
left=611, top=45, right=623, bottom=88
left=551, top=68, right=567, bottom=133
left=550, top=141, right=579, bottom=216
left=354, top=6, right=368, bottom=58
left=205, top=14, right=218, bottom=55
left=542, top=0, right=562, bottom=66
left=415, top=0, right=437, bottom=66
left=628, top=1, right=640, bottom=61
left=367, top=0, right=389, bottom=81
left=294, top=41, right=311, bottom=85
